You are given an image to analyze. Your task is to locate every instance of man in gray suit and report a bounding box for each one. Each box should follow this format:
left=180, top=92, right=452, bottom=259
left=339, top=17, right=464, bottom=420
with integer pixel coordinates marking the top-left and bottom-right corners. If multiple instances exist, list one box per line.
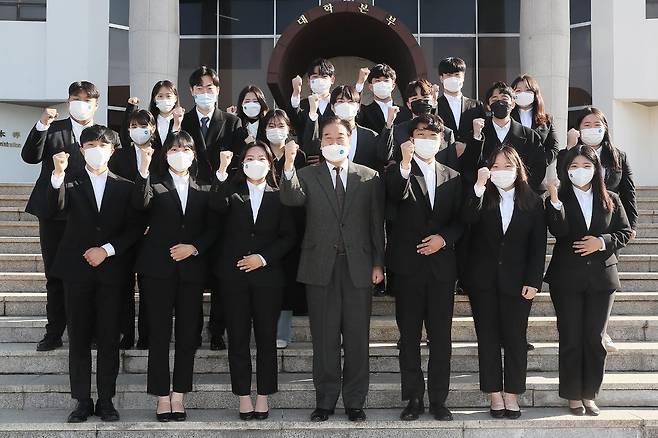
left=280, top=116, right=385, bottom=422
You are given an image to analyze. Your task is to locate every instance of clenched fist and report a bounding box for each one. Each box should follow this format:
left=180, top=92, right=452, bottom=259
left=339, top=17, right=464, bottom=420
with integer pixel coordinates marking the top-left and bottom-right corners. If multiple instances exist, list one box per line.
left=476, top=167, right=491, bottom=188
left=139, top=146, right=154, bottom=176
left=127, top=96, right=140, bottom=106
left=284, top=141, right=299, bottom=172
left=292, top=75, right=303, bottom=97
left=357, top=67, right=371, bottom=84
left=219, top=150, right=234, bottom=174
left=52, top=151, right=69, bottom=177
left=567, top=128, right=580, bottom=149
left=40, top=108, right=58, bottom=127
left=308, top=93, right=320, bottom=116
left=83, top=247, right=108, bottom=267
left=400, top=140, right=414, bottom=168
left=473, top=118, right=485, bottom=139
left=386, top=105, right=400, bottom=128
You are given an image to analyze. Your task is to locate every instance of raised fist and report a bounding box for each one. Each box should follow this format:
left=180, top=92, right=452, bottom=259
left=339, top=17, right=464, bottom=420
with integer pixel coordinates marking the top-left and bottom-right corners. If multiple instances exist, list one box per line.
left=127, top=96, right=140, bottom=106
left=567, top=128, right=580, bottom=149
left=52, top=151, right=69, bottom=176
left=476, top=167, right=491, bottom=187
left=357, top=67, right=371, bottom=84
left=219, top=150, right=234, bottom=173
left=386, top=105, right=400, bottom=128
left=308, top=93, right=320, bottom=115
left=400, top=140, right=414, bottom=167
left=40, top=108, right=58, bottom=127
left=473, top=118, right=486, bottom=138
left=292, top=75, right=303, bottom=96
left=284, top=141, right=299, bottom=172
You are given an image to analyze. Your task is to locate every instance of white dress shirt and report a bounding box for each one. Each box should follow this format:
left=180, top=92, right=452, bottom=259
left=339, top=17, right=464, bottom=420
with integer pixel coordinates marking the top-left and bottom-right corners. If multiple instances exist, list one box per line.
left=134, top=145, right=143, bottom=171
left=157, top=114, right=173, bottom=144
left=550, top=186, right=606, bottom=250
left=348, top=128, right=359, bottom=162
left=169, top=169, right=190, bottom=213
left=326, top=160, right=348, bottom=189
left=400, top=156, right=436, bottom=209
left=247, top=180, right=266, bottom=223
left=473, top=184, right=515, bottom=233
left=594, top=146, right=607, bottom=178
left=444, top=93, right=462, bottom=127
left=50, top=167, right=115, bottom=256
left=519, top=108, right=533, bottom=128
left=36, top=117, right=94, bottom=144
left=375, top=99, right=394, bottom=121
left=196, top=107, right=215, bottom=127
left=493, top=120, right=511, bottom=143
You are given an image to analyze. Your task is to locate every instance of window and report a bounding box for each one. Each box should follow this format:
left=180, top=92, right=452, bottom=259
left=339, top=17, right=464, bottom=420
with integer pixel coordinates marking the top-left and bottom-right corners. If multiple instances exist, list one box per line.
left=569, top=26, right=592, bottom=107
left=0, top=0, right=46, bottom=21
left=178, top=39, right=218, bottom=109
left=108, top=28, right=130, bottom=108
left=276, top=0, right=317, bottom=34
left=109, top=0, right=129, bottom=26
left=420, top=0, right=475, bottom=34
left=477, top=37, right=520, bottom=99
left=180, top=0, right=217, bottom=35
left=570, top=0, right=590, bottom=24
left=375, top=0, right=418, bottom=33
left=648, top=0, right=658, bottom=19
left=477, top=0, right=520, bottom=33
left=420, top=37, right=476, bottom=98
left=219, top=0, right=274, bottom=35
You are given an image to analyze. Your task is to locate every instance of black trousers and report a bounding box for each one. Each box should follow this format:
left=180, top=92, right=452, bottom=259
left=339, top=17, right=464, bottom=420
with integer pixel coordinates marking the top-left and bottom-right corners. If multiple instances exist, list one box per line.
left=551, top=288, right=615, bottom=400
left=306, top=255, right=372, bottom=410
left=39, top=219, right=67, bottom=339
left=469, top=290, right=533, bottom=394
left=207, top=278, right=226, bottom=340
left=142, top=275, right=203, bottom=396
left=395, top=273, right=454, bottom=404
left=120, top=272, right=148, bottom=345
left=64, top=281, right=122, bottom=401
left=223, top=279, right=282, bottom=396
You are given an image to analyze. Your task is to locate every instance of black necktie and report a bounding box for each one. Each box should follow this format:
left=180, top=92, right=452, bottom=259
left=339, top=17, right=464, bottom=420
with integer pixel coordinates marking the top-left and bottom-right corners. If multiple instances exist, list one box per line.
left=200, top=116, right=209, bottom=140
left=334, top=167, right=345, bottom=211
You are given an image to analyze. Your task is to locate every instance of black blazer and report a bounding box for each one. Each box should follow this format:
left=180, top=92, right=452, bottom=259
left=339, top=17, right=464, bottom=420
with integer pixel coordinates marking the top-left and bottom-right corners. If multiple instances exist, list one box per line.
left=556, top=146, right=637, bottom=230
left=511, top=107, right=559, bottom=165
left=544, top=188, right=632, bottom=293
left=385, top=160, right=463, bottom=280
left=120, top=102, right=174, bottom=152
left=45, top=170, right=142, bottom=284
left=461, top=118, right=546, bottom=191
left=461, top=185, right=546, bottom=294
left=132, top=172, right=219, bottom=281
left=108, top=144, right=161, bottom=182
left=356, top=101, right=411, bottom=134
left=287, top=97, right=335, bottom=140
left=391, top=119, right=459, bottom=171
left=21, top=118, right=87, bottom=219
left=180, top=107, right=242, bottom=184
left=436, top=94, right=486, bottom=143
left=209, top=178, right=296, bottom=287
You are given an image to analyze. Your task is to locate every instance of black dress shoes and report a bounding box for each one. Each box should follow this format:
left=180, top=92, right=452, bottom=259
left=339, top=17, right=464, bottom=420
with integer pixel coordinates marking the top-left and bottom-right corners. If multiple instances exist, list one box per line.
left=570, top=406, right=586, bottom=416
left=489, top=408, right=506, bottom=419
left=170, top=410, right=187, bottom=421
left=254, top=411, right=269, bottom=420
left=95, top=399, right=120, bottom=422
left=239, top=411, right=255, bottom=421
left=67, top=399, right=94, bottom=423
left=400, top=398, right=424, bottom=421
left=310, top=408, right=334, bottom=422
left=210, top=336, right=227, bottom=351
left=584, top=404, right=600, bottom=416
left=429, top=403, right=453, bottom=421
left=345, top=408, right=366, bottom=422
left=36, top=336, right=62, bottom=352
left=505, top=409, right=522, bottom=419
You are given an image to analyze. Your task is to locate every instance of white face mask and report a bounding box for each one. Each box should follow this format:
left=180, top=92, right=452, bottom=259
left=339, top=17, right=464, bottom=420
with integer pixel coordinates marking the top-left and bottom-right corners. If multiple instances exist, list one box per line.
left=84, top=146, right=112, bottom=170
left=580, top=127, right=605, bottom=146
left=242, top=102, right=261, bottom=119
left=129, top=127, right=152, bottom=146
left=167, top=151, right=194, bottom=172
left=442, top=76, right=463, bottom=93
left=266, top=127, right=288, bottom=144
left=243, top=160, right=270, bottom=180
left=568, top=167, right=595, bottom=187
left=194, top=93, right=217, bottom=110
left=372, top=81, right=393, bottom=99
left=321, top=143, right=349, bottom=163
left=333, top=102, right=359, bottom=121
left=155, top=98, right=176, bottom=113
left=413, top=138, right=441, bottom=160
left=69, top=100, right=94, bottom=121
left=310, top=77, right=332, bottom=95
left=490, top=169, right=517, bottom=189
left=514, top=91, right=535, bottom=107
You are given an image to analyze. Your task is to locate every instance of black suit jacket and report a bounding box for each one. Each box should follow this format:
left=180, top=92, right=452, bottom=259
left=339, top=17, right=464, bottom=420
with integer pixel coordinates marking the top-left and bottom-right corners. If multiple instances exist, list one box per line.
left=391, top=119, right=459, bottom=171
left=510, top=108, right=559, bottom=165
left=436, top=95, right=486, bottom=143
left=46, top=170, right=141, bottom=284
left=355, top=101, right=411, bottom=134
left=121, top=102, right=174, bottom=152
left=462, top=118, right=546, bottom=191
left=556, top=146, right=637, bottom=230
left=287, top=97, right=335, bottom=141
left=461, top=185, right=546, bottom=294
left=209, top=178, right=296, bottom=287
left=21, top=118, right=87, bottom=219
left=180, top=107, right=242, bottom=184
left=544, top=188, right=632, bottom=293
left=108, top=144, right=161, bottom=182
left=385, top=160, right=463, bottom=280
left=132, top=172, right=219, bottom=281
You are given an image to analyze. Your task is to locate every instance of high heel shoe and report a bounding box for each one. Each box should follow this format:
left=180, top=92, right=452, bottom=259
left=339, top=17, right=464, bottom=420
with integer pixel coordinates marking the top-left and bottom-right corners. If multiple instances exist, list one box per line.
left=170, top=396, right=187, bottom=421
left=156, top=399, right=172, bottom=422
left=254, top=411, right=269, bottom=420
left=583, top=400, right=600, bottom=416
left=239, top=411, right=255, bottom=421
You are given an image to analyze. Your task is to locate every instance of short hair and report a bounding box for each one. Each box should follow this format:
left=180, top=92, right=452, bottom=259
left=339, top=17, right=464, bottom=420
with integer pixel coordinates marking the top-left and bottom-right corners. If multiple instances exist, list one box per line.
left=438, top=57, right=466, bottom=75
left=189, top=65, right=220, bottom=88
left=320, top=115, right=353, bottom=137
left=68, top=81, right=100, bottom=100
left=405, top=78, right=433, bottom=101
left=367, top=63, right=397, bottom=83
left=149, top=80, right=179, bottom=116
left=306, top=58, right=335, bottom=78
left=128, top=109, right=156, bottom=128
left=484, top=81, right=515, bottom=103
left=330, top=85, right=360, bottom=105
left=408, top=113, right=445, bottom=137
left=163, top=130, right=196, bottom=155
left=80, top=125, right=120, bottom=148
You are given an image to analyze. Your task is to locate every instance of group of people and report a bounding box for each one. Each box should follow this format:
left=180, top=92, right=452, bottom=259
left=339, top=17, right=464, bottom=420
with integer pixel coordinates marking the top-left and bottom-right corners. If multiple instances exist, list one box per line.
left=21, top=56, right=637, bottom=424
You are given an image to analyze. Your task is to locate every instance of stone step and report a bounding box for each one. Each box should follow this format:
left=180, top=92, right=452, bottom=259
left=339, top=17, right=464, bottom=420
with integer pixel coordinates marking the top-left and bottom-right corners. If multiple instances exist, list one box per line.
left=0, top=184, right=33, bottom=195
left=0, top=207, right=36, bottom=222
left=0, top=341, right=656, bottom=375
left=0, top=195, right=28, bottom=208
left=0, top=221, right=39, bottom=237
left=639, top=199, right=658, bottom=210
left=0, top=238, right=41, bottom=254
left=1, top=315, right=656, bottom=344
left=1, top=371, right=658, bottom=409
left=547, top=238, right=658, bottom=255
left=639, top=210, right=658, bottom=224
left=637, top=224, right=658, bottom=238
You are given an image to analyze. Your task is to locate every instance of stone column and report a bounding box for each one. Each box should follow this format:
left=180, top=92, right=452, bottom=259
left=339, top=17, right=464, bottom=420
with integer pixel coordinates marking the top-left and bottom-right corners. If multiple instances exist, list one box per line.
left=129, top=0, right=180, bottom=105
left=520, top=0, right=570, bottom=179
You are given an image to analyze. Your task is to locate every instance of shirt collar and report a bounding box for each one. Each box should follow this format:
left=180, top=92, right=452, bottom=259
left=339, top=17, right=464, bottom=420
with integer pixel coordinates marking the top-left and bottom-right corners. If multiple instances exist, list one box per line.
left=497, top=186, right=516, bottom=200
left=196, top=107, right=214, bottom=123
left=169, top=169, right=190, bottom=184
left=413, top=155, right=436, bottom=173
left=326, top=159, right=348, bottom=174
left=493, top=120, right=511, bottom=131
left=573, top=185, right=593, bottom=198
left=247, top=180, right=267, bottom=192
left=70, top=117, right=93, bottom=130
left=444, top=93, right=462, bottom=103
left=158, top=114, right=173, bottom=122
left=85, top=166, right=108, bottom=181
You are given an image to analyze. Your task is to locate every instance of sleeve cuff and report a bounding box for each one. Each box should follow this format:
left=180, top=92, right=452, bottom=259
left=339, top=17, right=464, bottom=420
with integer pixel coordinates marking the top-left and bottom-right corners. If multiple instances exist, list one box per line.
left=598, top=237, right=606, bottom=251
left=399, top=164, right=411, bottom=180
left=257, top=254, right=267, bottom=266
left=101, top=243, right=116, bottom=257
left=473, top=133, right=483, bottom=141
left=51, top=172, right=65, bottom=189
left=216, top=170, right=228, bottom=182
left=550, top=200, right=563, bottom=210
left=355, top=82, right=364, bottom=93
left=139, top=170, right=149, bottom=179
left=308, top=112, right=319, bottom=122
left=473, top=184, right=486, bottom=198
left=283, top=169, right=295, bottom=180
left=290, top=95, right=301, bottom=108
left=35, top=120, right=49, bottom=131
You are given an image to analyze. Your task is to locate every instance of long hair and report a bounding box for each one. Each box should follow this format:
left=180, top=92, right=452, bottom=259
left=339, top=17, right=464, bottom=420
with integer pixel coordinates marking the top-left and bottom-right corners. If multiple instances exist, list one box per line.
left=148, top=80, right=179, bottom=117
left=574, top=106, right=621, bottom=172
left=236, top=85, right=269, bottom=125
left=231, top=140, right=278, bottom=189
left=511, top=74, right=551, bottom=126
left=560, top=145, right=615, bottom=213
left=261, top=108, right=295, bottom=142
left=481, top=146, right=538, bottom=211
left=158, top=130, right=197, bottom=178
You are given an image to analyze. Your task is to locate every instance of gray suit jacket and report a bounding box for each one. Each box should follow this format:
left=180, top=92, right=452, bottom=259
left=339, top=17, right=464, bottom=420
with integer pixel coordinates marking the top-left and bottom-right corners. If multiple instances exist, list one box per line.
left=280, top=162, right=385, bottom=288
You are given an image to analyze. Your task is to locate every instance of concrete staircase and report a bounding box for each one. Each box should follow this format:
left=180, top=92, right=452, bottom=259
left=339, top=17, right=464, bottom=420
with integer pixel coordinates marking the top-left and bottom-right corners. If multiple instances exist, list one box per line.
left=0, top=182, right=657, bottom=437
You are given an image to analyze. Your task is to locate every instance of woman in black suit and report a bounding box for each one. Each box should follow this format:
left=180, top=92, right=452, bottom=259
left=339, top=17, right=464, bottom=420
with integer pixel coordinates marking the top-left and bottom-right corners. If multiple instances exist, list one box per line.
left=545, top=145, right=632, bottom=416
left=132, top=131, right=219, bottom=422
left=510, top=75, right=559, bottom=166
left=226, top=85, right=270, bottom=151
left=262, top=109, right=307, bottom=349
left=462, top=146, right=546, bottom=419
left=210, top=141, right=296, bottom=420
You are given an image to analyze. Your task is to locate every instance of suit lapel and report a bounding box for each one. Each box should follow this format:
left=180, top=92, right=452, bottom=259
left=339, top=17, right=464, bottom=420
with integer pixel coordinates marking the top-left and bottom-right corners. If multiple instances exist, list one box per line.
left=315, top=164, right=341, bottom=219
left=411, top=160, right=432, bottom=212
left=431, top=162, right=449, bottom=213
left=342, top=162, right=362, bottom=218
left=238, top=181, right=254, bottom=224
left=566, top=188, right=589, bottom=234
left=589, top=195, right=607, bottom=236
left=78, top=170, right=99, bottom=216
left=206, top=109, right=224, bottom=148
left=254, top=186, right=276, bottom=227
left=162, top=172, right=184, bottom=218
left=439, top=95, right=458, bottom=131
left=98, top=172, right=119, bottom=216
left=369, top=102, right=385, bottom=127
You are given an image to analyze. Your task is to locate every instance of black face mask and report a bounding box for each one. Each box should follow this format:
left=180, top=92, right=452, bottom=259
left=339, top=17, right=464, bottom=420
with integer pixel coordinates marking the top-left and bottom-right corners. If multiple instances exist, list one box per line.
left=490, top=100, right=512, bottom=119
left=410, top=99, right=433, bottom=115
